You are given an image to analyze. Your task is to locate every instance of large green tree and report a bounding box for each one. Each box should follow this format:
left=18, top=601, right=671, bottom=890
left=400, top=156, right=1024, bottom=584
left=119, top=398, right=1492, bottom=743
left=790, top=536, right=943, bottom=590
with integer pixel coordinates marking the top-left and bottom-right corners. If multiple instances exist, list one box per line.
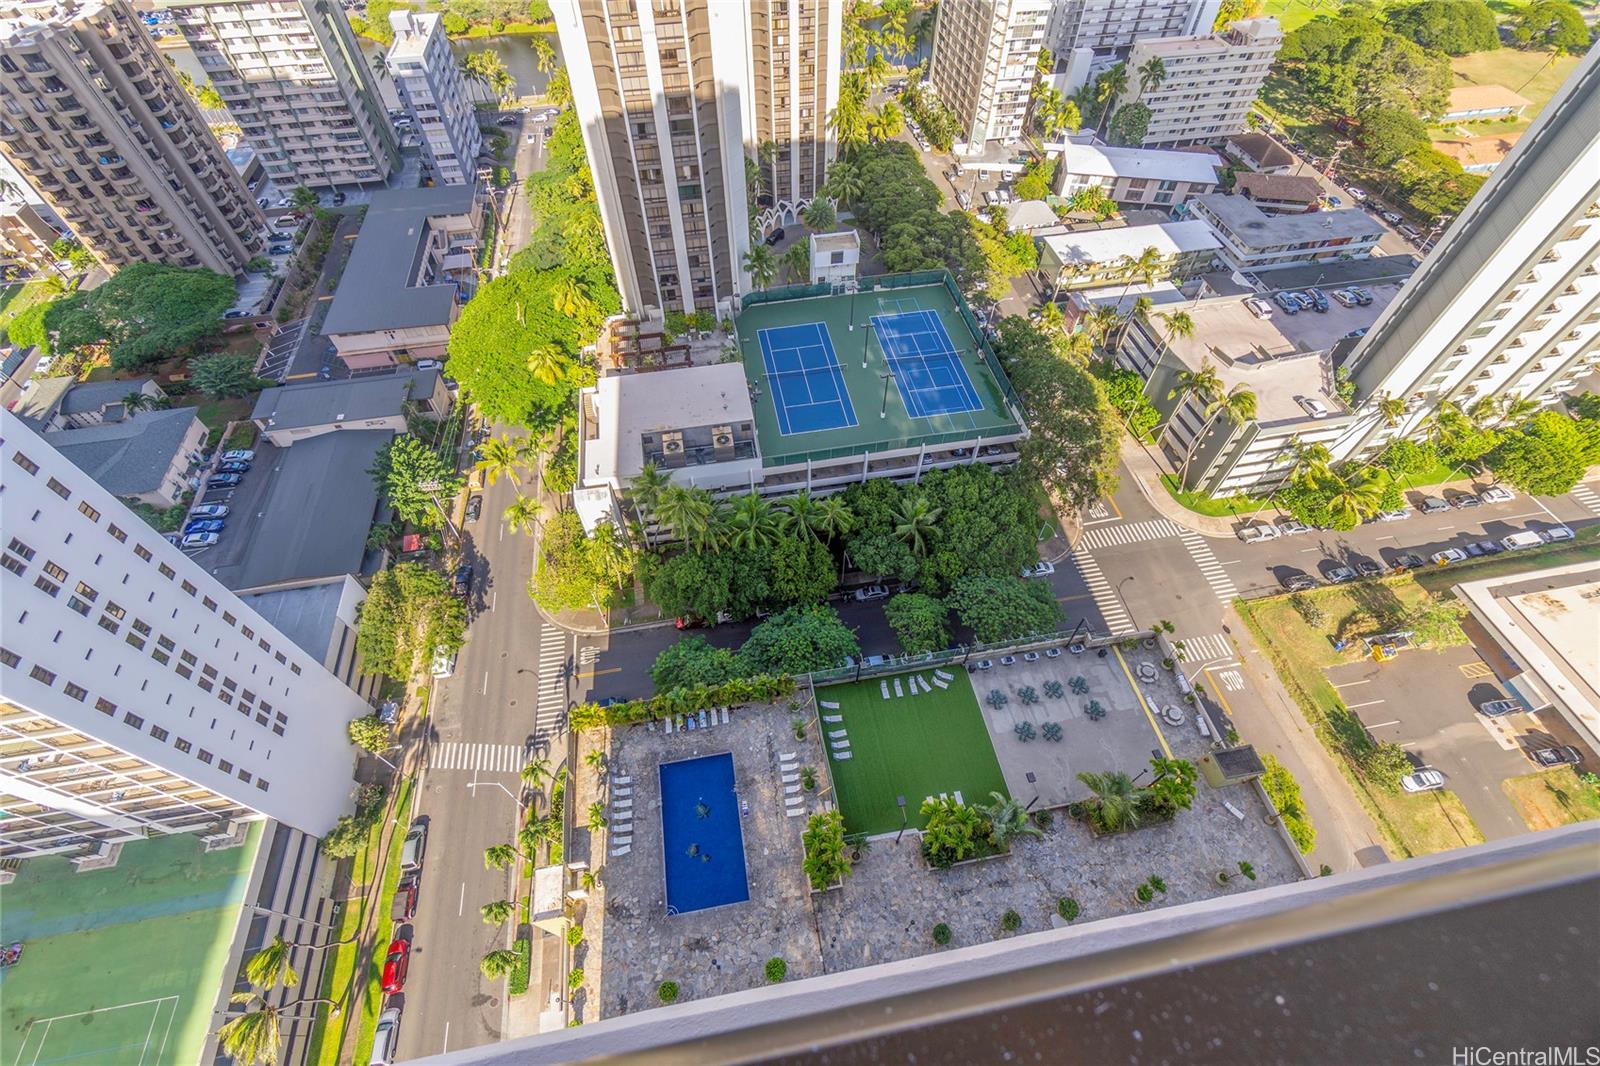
left=1486, top=411, right=1600, bottom=497
left=356, top=563, right=467, bottom=677
left=651, top=635, right=745, bottom=692
left=1358, top=106, right=1429, bottom=167
left=531, top=512, right=637, bottom=615
left=1511, top=1, right=1590, bottom=51
left=368, top=435, right=465, bottom=528
left=189, top=354, right=262, bottom=398
left=738, top=604, right=859, bottom=675
left=1387, top=0, right=1498, bottom=55
left=43, top=263, right=234, bottom=370
left=946, top=575, right=1059, bottom=644
left=883, top=592, right=950, bottom=655
left=1107, top=103, right=1151, bottom=147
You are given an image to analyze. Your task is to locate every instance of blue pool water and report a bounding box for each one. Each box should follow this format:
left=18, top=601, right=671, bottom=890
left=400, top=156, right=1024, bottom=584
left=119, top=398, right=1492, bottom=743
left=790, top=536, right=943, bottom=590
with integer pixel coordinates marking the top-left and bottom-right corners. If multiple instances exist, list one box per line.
left=659, top=753, right=750, bottom=914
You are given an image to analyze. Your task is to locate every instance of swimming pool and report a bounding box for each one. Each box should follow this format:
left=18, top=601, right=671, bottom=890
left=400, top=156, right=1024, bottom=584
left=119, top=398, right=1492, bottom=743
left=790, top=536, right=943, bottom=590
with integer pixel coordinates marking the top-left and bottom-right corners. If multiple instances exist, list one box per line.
left=658, top=753, right=750, bottom=915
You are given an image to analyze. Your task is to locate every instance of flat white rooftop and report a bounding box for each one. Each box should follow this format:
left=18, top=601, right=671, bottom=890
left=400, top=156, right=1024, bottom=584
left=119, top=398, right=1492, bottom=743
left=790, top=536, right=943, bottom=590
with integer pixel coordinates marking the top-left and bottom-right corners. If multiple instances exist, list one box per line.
left=1061, top=144, right=1223, bottom=187
left=1039, top=219, right=1221, bottom=267
left=583, top=363, right=755, bottom=483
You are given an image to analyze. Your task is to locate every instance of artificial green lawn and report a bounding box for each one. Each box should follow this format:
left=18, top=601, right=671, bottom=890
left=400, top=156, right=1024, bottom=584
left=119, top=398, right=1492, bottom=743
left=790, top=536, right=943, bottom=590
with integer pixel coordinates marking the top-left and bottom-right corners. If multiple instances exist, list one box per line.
left=821, top=668, right=1009, bottom=836
left=0, top=823, right=263, bottom=1066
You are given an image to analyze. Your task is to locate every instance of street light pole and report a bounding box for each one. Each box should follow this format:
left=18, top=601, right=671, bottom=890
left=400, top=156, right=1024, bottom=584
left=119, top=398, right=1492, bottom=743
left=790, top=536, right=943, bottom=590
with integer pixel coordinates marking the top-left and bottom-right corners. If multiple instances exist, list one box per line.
left=880, top=372, right=893, bottom=418
left=1116, top=575, right=1136, bottom=630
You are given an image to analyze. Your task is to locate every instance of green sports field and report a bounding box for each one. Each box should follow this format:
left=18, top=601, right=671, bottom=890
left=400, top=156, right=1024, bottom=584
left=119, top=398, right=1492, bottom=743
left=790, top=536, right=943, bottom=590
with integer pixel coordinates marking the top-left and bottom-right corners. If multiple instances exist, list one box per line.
left=821, top=667, right=1009, bottom=836
left=0, top=824, right=262, bottom=1066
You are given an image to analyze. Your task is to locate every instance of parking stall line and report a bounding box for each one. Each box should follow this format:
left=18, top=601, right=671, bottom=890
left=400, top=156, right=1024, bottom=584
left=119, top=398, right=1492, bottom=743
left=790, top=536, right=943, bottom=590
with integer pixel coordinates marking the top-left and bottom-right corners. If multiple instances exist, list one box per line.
left=1366, top=720, right=1401, bottom=730
left=1346, top=699, right=1387, bottom=709
left=1332, top=679, right=1371, bottom=688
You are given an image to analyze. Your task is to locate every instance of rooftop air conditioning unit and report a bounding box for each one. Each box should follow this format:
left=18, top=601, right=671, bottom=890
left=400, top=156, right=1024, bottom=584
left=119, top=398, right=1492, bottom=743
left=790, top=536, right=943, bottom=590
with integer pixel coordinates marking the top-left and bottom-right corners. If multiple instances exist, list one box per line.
left=662, top=431, right=684, bottom=455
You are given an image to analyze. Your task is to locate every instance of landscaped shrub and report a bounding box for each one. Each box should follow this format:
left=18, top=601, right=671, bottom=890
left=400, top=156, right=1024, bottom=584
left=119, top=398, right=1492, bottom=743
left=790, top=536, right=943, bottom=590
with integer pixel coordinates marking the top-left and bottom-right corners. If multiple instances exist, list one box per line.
left=1032, top=809, right=1053, bottom=830
left=1261, top=754, right=1317, bottom=854
left=658, top=980, right=680, bottom=1003
left=802, top=810, right=851, bottom=890
left=920, top=795, right=990, bottom=869
left=567, top=967, right=584, bottom=991
left=932, top=922, right=952, bottom=946
left=1238, top=861, right=1256, bottom=881
left=1013, top=720, right=1036, bottom=742
left=1000, top=909, right=1022, bottom=932
left=565, top=925, right=584, bottom=947
left=568, top=674, right=797, bottom=730
left=764, top=957, right=787, bottom=983
left=1056, top=897, right=1079, bottom=922
left=508, top=938, right=531, bottom=996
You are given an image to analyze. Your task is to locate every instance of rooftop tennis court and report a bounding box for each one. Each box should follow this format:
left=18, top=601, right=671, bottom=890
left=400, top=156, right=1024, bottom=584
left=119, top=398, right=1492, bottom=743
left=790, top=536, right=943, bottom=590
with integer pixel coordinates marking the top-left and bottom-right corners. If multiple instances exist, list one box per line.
left=735, top=280, right=1023, bottom=465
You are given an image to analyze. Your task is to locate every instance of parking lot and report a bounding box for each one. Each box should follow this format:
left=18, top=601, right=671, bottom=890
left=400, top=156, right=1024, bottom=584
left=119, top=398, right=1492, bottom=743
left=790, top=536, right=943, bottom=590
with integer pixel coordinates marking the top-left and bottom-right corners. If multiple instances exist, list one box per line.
left=1324, top=646, right=1579, bottom=840
left=175, top=442, right=281, bottom=573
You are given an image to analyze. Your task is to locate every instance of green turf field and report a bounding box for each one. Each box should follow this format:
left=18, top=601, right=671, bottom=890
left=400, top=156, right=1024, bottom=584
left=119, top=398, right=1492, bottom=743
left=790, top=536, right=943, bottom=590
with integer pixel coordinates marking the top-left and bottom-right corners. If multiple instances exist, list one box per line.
left=0, top=824, right=263, bottom=1066
left=822, top=668, right=1009, bottom=836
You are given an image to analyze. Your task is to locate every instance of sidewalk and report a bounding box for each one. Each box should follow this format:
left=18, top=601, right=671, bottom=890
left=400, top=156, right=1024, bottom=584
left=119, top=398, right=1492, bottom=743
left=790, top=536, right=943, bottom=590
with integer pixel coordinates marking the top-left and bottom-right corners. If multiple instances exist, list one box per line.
left=1118, top=433, right=1241, bottom=538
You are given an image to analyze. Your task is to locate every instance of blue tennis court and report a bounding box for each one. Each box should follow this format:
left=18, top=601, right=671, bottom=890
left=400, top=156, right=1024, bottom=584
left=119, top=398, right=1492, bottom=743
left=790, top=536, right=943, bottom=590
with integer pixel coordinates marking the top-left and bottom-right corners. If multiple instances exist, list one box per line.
left=757, top=322, right=859, bottom=436
left=870, top=310, right=984, bottom=419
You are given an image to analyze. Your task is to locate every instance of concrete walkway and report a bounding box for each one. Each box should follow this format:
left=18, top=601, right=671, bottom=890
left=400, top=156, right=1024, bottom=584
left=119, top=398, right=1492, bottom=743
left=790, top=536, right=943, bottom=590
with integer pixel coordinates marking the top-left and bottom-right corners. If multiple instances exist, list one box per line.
left=1117, top=432, right=1244, bottom=538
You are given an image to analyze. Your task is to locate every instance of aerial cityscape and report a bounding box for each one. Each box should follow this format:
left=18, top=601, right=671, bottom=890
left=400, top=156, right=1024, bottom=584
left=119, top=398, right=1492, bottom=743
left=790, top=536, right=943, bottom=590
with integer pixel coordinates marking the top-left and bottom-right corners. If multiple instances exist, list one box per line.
left=0, top=0, right=1597, bottom=1062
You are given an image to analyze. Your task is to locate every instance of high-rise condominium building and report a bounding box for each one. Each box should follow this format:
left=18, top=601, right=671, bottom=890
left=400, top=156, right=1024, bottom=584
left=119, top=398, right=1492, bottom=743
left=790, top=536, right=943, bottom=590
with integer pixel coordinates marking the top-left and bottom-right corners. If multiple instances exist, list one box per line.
left=385, top=11, right=480, bottom=186
left=1115, top=17, right=1281, bottom=148
left=0, top=410, right=367, bottom=860
left=552, top=0, right=842, bottom=319
left=1338, top=47, right=1600, bottom=459
left=161, top=0, right=399, bottom=190
left=1046, top=0, right=1219, bottom=58
left=928, top=0, right=1049, bottom=153
left=0, top=0, right=265, bottom=274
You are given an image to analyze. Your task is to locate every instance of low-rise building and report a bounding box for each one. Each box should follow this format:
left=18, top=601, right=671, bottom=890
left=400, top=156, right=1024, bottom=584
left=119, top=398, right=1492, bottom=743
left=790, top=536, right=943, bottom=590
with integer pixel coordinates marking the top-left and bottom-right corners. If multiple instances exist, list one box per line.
left=1433, top=133, right=1522, bottom=175
left=1441, top=85, right=1532, bottom=123
left=0, top=202, right=60, bottom=275
left=1108, top=280, right=1402, bottom=495
left=809, top=231, right=861, bottom=286
left=45, top=406, right=206, bottom=509
left=1055, top=143, right=1222, bottom=209
left=1000, top=200, right=1063, bottom=234
left=250, top=368, right=450, bottom=447
left=1233, top=172, right=1324, bottom=214
left=1035, top=220, right=1221, bottom=292
left=239, top=575, right=383, bottom=702
left=1188, top=193, right=1383, bottom=273
left=322, top=185, right=480, bottom=370
left=1225, top=132, right=1295, bottom=174
left=1115, top=18, right=1282, bottom=148
left=14, top=377, right=166, bottom=431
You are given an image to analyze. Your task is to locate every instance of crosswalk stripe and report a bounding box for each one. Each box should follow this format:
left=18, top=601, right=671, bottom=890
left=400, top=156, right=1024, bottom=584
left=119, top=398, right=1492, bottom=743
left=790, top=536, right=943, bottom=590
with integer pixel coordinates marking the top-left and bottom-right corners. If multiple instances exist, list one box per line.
left=1076, top=517, right=1181, bottom=552
left=1571, top=483, right=1600, bottom=517
left=1174, top=632, right=1233, bottom=663
left=1066, top=551, right=1135, bottom=634
left=1178, top=531, right=1239, bottom=604
left=428, top=741, right=527, bottom=772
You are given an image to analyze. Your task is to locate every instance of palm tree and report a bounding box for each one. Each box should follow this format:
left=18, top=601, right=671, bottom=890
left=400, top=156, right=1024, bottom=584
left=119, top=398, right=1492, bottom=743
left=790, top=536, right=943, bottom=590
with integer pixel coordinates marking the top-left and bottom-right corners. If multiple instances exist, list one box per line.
left=629, top=462, right=671, bottom=539
left=484, top=842, right=532, bottom=871
left=1081, top=305, right=1120, bottom=350
left=520, top=755, right=550, bottom=789
left=1375, top=391, right=1408, bottom=428
left=892, top=494, right=941, bottom=555
left=782, top=489, right=827, bottom=541
left=1137, top=56, right=1166, bottom=95
left=743, top=242, right=778, bottom=290
left=978, top=791, right=1043, bottom=848
left=725, top=492, right=780, bottom=550
left=552, top=277, right=597, bottom=323
left=815, top=495, right=855, bottom=543
left=1076, top=770, right=1142, bottom=832
left=654, top=483, right=704, bottom=546
left=781, top=240, right=811, bottom=283
left=829, top=80, right=869, bottom=154
left=481, top=949, right=520, bottom=979
left=1115, top=245, right=1165, bottom=309
left=1180, top=383, right=1257, bottom=484
left=1286, top=437, right=1333, bottom=488
left=1325, top=468, right=1387, bottom=527
left=526, top=345, right=568, bottom=386
left=1094, top=62, right=1128, bottom=137
left=460, top=51, right=515, bottom=105
left=824, top=160, right=863, bottom=205
left=865, top=101, right=905, bottom=142
left=242, top=937, right=301, bottom=992
left=215, top=991, right=335, bottom=1066
left=502, top=494, right=541, bottom=535
left=481, top=899, right=515, bottom=925
left=476, top=436, right=527, bottom=488
left=121, top=389, right=164, bottom=412
left=1165, top=359, right=1222, bottom=437
left=1141, top=310, right=1195, bottom=396
left=1495, top=392, right=1537, bottom=427
left=531, top=35, right=556, bottom=75
left=1112, top=294, right=1154, bottom=349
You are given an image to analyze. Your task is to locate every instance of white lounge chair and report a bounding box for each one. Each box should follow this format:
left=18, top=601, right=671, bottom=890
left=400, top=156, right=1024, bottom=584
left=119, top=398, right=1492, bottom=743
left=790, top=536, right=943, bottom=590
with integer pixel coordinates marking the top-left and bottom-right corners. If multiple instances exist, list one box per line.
left=832, top=751, right=853, bottom=760
left=820, top=699, right=840, bottom=710
left=893, top=678, right=904, bottom=697
left=933, top=677, right=949, bottom=689
left=954, top=790, right=963, bottom=805
left=828, top=729, right=848, bottom=739
left=611, top=835, right=632, bottom=846
left=880, top=681, right=890, bottom=699
left=778, top=753, right=796, bottom=763
left=786, top=807, right=806, bottom=818
left=782, top=773, right=800, bottom=784
left=935, top=669, right=953, bottom=681
left=613, top=801, right=633, bottom=812
left=822, top=714, right=843, bottom=723
left=614, top=775, right=632, bottom=785
left=664, top=718, right=673, bottom=735
left=699, top=710, right=708, bottom=728
left=785, top=783, right=801, bottom=795
left=610, top=845, right=631, bottom=856
left=721, top=707, right=730, bottom=724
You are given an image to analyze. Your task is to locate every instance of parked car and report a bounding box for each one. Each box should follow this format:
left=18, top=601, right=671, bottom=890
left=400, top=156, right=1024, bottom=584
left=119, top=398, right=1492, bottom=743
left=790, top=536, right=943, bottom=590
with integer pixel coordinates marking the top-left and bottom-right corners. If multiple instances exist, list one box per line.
left=464, top=494, right=483, bottom=522
left=1419, top=496, right=1450, bottom=514
left=223, top=309, right=251, bottom=320
left=183, top=518, right=225, bottom=535
left=1238, top=523, right=1279, bottom=543
left=1244, top=297, right=1274, bottom=319
left=400, top=820, right=427, bottom=870
left=1355, top=560, right=1383, bottom=578
left=1530, top=746, right=1582, bottom=768
left=1391, top=552, right=1427, bottom=571
left=371, top=1008, right=401, bottom=1066
left=1373, top=508, right=1410, bottom=523
left=414, top=358, right=442, bottom=370
left=852, top=584, right=890, bottom=602
left=673, top=615, right=707, bottom=630
left=1431, top=548, right=1468, bottom=565
left=1449, top=492, right=1480, bottom=509
left=1021, top=561, right=1056, bottom=578
left=453, top=562, right=473, bottom=596
left=1465, top=541, right=1487, bottom=558
left=1276, top=518, right=1313, bottom=536
left=255, top=196, right=270, bottom=208
left=180, top=531, right=219, bottom=549
left=380, top=937, right=411, bottom=994
left=1350, top=287, right=1374, bottom=305
left=764, top=227, right=785, bottom=246
left=1540, top=525, right=1575, bottom=542
left=1381, top=210, right=1403, bottom=224
left=1325, top=566, right=1357, bottom=584
left=1477, top=698, right=1523, bottom=718
left=217, top=461, right=251, bottom=474
left=190, top=503, right=230, bottom=518
left=1273, top=291, right=1301, bottom=315
left=1478, top=486, right=1514, bottom=503
left=221, top=449, right=255, bottom=462
left=1305, top=287, right=1329, bottom=312
left=1500, top=531, right=1544, bottom=551
left=331, top=191, right=347, bottom=206
left=207, top=474, right=243, bottom=489
left=1400, top=768, right=1445, bottom=793
left=391, top=873, right=419, bottom=922
left=429, top=646, right=456, bottom=678
left=1331, top=288, right=1360, bottom=307
left=1280, top=574, right=1318, bottom=592
left=1349, top=187, right=1367, bottom=201
left=1473, top=540, right=1503, bottom=556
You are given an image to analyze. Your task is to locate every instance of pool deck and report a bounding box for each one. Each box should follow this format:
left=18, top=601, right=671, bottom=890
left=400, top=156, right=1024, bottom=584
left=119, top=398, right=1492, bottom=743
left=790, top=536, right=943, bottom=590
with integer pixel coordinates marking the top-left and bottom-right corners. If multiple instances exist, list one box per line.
left=735, top=283, right=1023, bottom=467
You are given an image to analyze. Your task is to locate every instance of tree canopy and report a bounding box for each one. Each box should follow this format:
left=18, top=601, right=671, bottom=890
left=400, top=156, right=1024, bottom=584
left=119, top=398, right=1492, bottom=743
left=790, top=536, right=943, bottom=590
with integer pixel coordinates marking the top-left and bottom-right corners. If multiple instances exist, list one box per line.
left=1107, top=103, right=1152, bottom=147
left=1486, top=411, right=1600, bottom=497
left=883, top=592, right=950, bottom=654
left=531, top=512, right=637, bottom=614
left=738, top=604, right=859, bottom=675
left=43, top=264, right=234, bottom=370
left=356, top=563, right=467, bottom=677
left=189, top=353, right=261, bottom=398
left=1357, top=106, right=1429, bottom=167
left=1510, top=1, right=1590, bottom=51
left=946, top=574, right=1059, bottom=644
left=368, top=435, right=464, bottom=528
left=1387, top=0, right=1498, bottom=56
left=1278, top=14, right=1451, bottom=119
left=650, top=634, right=743, bottom=692
left=845, top=141, right=984, bottom=288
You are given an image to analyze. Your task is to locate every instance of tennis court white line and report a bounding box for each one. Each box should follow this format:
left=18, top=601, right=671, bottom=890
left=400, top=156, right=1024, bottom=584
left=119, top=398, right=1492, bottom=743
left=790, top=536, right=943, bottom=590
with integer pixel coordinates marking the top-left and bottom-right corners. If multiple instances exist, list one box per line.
left=758, top=323, right=858, bottom=434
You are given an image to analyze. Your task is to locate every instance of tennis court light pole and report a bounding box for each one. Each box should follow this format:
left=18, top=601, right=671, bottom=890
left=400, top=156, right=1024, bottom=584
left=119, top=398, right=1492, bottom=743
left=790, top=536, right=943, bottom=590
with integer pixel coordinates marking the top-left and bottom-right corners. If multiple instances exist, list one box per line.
left=879, top=372, right=893, bottom=417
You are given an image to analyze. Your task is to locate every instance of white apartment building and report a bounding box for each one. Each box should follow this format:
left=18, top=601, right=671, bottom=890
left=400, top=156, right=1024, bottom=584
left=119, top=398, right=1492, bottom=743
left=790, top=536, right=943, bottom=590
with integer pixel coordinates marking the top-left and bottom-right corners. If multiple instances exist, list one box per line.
left=1055, top=142, right=1222, bottom=208
left=385, top=11, right=480, bottom=186
left=1046, top=0, right=1220, bottom=59
left=1188, top=192, right=1383, bottom=273
left=1337, top=47, right=1600, bottom=460
left=553, top=0, right=842, bottom=320
left=1116, top=17, right=1281, bottom=148
left=161, top=0, right=399, bottom=190
left=928, top=0, right=1050, bottom=152
left=0, top=410, right=366, bottom=859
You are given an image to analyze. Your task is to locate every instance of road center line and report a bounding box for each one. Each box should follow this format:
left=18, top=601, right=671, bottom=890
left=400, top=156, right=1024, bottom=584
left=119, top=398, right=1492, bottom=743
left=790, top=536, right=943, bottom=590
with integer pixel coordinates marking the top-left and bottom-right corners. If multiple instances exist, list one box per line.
left=1346, top=699, right=1387, bottom=708
left=458, top=881, right=465, bottom=916
left=1299, top=546, right=1318, bottom=552
left=442, top=1022, right=450, bottom=1055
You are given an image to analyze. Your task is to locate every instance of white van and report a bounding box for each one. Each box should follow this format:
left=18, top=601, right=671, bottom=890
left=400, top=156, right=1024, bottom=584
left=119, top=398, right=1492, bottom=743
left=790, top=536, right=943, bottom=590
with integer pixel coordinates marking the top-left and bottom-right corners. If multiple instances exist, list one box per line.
left=1500, top=531, right=1543, bottom=551
left=429, top=646, right=456, bottom=678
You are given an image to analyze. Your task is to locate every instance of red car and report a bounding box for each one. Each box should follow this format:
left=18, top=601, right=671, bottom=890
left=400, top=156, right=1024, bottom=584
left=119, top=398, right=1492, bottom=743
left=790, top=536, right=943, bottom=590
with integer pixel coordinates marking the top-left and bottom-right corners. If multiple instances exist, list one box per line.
left=380, top=937, right=411, bottom=994
left=391, top=872, right=419, bottom=923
